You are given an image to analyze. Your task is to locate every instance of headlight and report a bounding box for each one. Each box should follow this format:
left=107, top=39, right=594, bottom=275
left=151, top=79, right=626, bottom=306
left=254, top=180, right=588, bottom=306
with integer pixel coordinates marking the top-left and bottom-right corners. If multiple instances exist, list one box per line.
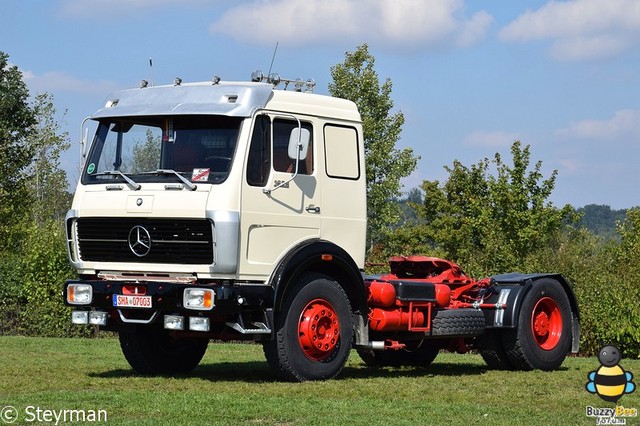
left=67, top=284, right=93, bottom=305
left=183, top=288, right=214, bottom=311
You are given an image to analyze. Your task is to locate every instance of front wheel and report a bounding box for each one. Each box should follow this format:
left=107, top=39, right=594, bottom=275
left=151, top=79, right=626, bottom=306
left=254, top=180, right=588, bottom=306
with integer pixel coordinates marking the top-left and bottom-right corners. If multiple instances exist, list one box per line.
left=263, top=273, right=354, bottom=381
left=119, top=327, right=208, bottom=375
left=502, top=279, right=572, bottom=371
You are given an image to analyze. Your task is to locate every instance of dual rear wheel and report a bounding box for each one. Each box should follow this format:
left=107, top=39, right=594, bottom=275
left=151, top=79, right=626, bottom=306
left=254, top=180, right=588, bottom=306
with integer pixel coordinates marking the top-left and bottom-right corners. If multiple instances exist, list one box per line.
left=477, top=278, right=573, bottom=371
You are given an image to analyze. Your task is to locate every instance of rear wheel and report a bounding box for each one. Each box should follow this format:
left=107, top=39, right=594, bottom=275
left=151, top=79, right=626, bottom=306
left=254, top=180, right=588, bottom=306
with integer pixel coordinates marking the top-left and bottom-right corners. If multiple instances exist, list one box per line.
left=119, top=327, right=208, bottom=375
left=263, top=273, right=354, bottom=381
left=475, top=330, right=512, bottom=370
left=502, top=279, right=572, bottom=371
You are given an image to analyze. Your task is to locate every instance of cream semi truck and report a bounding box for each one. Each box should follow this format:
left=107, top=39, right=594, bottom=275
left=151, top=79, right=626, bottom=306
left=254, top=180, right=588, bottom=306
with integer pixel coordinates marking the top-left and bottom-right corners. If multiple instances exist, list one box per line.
left=63, top=72, right=579, bottom=381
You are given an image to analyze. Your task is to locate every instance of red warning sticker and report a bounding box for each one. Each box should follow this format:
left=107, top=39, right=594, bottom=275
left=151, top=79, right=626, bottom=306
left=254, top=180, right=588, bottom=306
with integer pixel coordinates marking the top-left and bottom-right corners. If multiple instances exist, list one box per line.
left=192, top=168, right=210, bottom=182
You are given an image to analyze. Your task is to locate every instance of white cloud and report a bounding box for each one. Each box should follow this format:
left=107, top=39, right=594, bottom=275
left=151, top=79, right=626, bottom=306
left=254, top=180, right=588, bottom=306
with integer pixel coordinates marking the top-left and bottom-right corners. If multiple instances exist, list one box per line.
left=209, top=0, right=493, bottom=50
left=463, top=130, right=519, bottom=148
left=556, top=109, right=640, bottom=140
left=22, top=69, right=119, bottom=96
left=499, top=0, right=640, bottom=61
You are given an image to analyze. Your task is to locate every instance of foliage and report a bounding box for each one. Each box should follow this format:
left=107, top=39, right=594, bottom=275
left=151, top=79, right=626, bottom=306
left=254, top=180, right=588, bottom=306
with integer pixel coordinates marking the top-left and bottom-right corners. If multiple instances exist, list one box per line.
left=400, top=141, right=575, bottom=277
left=329, top=44, right=418, bottom=248
left=0, top=254, right=25, bottom=335
left=0, top=51, right=85, bottom=337
left=131, top=129, right=161, bottom=173
left=27, top=93, right=72, bottom=224
left=574, top=204, right=627, bottom=240
left=19, top=221, right=92, bottom=337
left=0, top=52, right=37, bottom=250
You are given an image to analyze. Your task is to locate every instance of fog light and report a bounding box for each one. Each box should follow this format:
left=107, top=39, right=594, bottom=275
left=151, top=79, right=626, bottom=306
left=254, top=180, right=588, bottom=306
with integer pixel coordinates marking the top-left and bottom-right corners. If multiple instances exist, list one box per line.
left=164, top=315, right=185, bottom=330
left=183, top=288, right=214, bottom=311
left=67, top=284, right=93, bottom=305
left=71, top=311, right=89, bottom=324
left=89, top=311, right=108, bottom=326
left=189, top=317, right=210, bottom=332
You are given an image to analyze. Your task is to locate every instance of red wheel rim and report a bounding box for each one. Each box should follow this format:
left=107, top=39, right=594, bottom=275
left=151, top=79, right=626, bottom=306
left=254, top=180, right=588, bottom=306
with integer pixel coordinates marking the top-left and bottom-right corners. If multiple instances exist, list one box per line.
left=531, top=297, right=562, bottom=350
left=298, top=299, right=340, bottom=361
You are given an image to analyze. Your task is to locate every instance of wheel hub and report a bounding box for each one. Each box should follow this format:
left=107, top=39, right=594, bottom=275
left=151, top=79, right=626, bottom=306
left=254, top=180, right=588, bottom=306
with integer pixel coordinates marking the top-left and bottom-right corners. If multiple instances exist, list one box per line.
left=533, top=311, right=549, bottom=336
left=530, top=297, right=562, bottom=351
left=298, top=299, right=340, bottom=361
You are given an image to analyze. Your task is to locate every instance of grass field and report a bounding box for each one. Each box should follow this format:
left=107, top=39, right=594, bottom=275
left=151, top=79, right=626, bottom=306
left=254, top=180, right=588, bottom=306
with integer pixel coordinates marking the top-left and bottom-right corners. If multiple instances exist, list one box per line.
left=0, top=336, right=638, bottom=425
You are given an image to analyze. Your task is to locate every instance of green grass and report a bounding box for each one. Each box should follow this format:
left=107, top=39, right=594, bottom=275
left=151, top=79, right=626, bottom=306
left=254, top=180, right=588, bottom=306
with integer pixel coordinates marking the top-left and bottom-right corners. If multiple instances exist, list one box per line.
left=0, top=336, right=638, bottom=425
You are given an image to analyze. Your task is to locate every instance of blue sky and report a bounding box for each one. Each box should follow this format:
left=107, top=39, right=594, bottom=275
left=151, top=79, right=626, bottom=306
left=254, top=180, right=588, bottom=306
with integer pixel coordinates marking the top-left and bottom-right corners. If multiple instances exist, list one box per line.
left=3, top=0, right=640, bottom=209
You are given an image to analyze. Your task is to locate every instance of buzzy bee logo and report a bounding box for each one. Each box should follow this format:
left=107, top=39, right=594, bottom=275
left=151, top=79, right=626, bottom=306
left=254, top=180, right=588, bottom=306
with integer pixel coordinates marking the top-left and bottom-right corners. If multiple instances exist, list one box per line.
left=585, top=345, right=637, bottom=424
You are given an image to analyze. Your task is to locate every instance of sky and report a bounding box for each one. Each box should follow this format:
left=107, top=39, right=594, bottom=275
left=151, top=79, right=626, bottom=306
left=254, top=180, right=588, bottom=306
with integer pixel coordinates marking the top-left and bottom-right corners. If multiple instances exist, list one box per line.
left=2, top=0, right=640, bottom=209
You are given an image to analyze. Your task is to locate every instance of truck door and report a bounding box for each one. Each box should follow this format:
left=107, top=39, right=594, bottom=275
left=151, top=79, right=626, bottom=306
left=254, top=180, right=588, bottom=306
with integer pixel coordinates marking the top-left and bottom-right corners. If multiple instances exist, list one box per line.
left=240, top=114, right=321, bottom=277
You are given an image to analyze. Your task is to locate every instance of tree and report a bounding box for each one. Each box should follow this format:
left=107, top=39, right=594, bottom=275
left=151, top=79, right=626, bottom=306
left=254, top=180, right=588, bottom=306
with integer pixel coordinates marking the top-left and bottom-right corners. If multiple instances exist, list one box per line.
left=412, top=141, right=575, bottom=276
left=131, top=129, right=161, bottom=173
left=27, top=93, right=72, bottom=224
left=0, top=51, right=37, bottom=250
left=329, top=44, right=418, bottom=249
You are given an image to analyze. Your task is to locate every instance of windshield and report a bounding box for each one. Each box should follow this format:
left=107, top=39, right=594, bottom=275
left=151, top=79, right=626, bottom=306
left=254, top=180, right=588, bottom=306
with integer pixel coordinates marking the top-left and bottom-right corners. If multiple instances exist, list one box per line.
left=82, top=115, right=242, bottom=185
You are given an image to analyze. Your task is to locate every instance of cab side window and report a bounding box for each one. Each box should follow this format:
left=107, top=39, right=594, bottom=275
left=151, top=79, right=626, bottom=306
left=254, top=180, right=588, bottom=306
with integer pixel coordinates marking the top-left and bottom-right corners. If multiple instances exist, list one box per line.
left=246, top=115, right=271, bottom=187
left=247, top=116, right=313, bottom=186
left=273, top=119, right=313, bottom=175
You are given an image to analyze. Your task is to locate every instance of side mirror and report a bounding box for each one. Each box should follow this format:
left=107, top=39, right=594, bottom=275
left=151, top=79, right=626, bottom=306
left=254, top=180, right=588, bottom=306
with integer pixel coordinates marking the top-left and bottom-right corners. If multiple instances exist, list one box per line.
left=288, top=127, right=310, bottom=161
left=80, top=117, right=92, bottom=158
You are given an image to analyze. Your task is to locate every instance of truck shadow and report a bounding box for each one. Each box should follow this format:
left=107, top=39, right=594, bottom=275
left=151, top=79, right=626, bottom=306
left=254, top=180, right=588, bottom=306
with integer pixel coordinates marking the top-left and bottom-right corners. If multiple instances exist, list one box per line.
left=89, top=360, right=498, bottom=383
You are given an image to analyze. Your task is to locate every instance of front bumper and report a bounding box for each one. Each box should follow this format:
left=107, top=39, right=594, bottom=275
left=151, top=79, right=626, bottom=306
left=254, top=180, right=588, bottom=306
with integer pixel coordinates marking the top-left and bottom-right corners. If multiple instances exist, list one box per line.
left=63, top=279, right=274, bottom=332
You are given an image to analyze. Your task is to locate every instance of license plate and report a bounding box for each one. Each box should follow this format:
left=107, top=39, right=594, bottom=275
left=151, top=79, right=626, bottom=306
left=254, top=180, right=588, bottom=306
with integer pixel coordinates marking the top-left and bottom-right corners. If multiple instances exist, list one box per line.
left=113, top=294, right=152, bottom=309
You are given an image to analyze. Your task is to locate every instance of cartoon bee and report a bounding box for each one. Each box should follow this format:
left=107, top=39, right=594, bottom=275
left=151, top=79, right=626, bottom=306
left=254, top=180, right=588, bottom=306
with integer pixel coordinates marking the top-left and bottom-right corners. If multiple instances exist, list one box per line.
left=586, top=345, right=636, bottom=403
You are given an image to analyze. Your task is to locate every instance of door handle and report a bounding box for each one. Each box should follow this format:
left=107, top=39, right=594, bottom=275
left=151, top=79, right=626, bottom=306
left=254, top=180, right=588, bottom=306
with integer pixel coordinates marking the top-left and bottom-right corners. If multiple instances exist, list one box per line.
left=305, top=204, right=321, bottom=213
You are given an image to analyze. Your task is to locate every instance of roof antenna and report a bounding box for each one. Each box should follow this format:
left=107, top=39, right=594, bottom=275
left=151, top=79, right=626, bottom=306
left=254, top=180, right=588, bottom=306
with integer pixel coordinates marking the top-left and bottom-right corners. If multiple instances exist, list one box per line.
left=267, top=42, right=279, bottom=77
left=149, top=57, right=155, bottom=86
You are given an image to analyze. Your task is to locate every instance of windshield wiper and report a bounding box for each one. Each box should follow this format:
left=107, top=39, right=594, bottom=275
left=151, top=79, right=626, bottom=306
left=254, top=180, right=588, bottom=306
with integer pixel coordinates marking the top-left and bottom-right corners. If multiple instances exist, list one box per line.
left=152, top=169, right=197, bottom=191
left=96, top=170, right=141, bottom=190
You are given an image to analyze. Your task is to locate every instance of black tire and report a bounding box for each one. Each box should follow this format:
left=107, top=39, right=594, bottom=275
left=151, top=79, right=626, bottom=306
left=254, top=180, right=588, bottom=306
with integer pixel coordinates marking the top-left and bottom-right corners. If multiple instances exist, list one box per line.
left=358, top=340, right=439, bottom=368
left=119, top=327, right=208, bottom=375
left=263, top=273, right=354, bottom=382
left=475, top=329, right=513, bottom=370
left=502, top=278, right=572, bottom=371
left=431, top=308, right=486, bottom=337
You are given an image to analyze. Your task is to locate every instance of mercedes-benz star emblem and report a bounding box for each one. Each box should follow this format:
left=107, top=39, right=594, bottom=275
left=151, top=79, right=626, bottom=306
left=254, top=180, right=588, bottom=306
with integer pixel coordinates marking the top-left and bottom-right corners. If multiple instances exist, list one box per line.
left=128, top=225, right=151, bottom=257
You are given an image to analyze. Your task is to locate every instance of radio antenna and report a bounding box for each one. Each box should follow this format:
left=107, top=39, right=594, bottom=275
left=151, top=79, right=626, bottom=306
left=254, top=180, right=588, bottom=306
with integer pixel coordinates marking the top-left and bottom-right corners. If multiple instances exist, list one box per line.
left=267, top=42, right=279, bottom=77
left=149, top=57, right=155, bottom=86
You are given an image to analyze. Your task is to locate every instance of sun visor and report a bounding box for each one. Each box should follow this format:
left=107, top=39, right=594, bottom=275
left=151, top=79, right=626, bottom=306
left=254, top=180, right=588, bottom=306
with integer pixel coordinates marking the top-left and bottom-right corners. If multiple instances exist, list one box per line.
left=91, top=82, right=273, bottom=119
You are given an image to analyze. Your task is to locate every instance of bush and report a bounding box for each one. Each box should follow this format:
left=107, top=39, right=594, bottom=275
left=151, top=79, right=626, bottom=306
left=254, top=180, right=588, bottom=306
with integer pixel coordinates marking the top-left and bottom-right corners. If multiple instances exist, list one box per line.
left=0, top=253, right=26, bottom=335
left=0, top=220, right=94, bottom=338
left=378, top=214, right=640, bottom=358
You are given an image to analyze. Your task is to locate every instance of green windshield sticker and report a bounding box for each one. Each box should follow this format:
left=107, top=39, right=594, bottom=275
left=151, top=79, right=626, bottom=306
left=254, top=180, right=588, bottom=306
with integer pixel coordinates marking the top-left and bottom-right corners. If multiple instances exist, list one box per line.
left=87, top=163, right=96, bottom=174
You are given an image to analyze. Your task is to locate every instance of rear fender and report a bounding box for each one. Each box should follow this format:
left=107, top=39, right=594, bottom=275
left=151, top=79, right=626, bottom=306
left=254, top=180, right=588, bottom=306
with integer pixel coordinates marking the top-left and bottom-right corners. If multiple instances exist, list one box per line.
left=487, top=272, right=580, bottom=353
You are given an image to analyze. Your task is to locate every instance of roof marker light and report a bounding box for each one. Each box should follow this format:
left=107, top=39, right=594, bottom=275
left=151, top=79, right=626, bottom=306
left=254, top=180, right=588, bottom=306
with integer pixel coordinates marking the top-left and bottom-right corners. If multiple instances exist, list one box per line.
left=251, top=70, right=264, bottom=82
left=268, top=73, right=280, bottom=86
